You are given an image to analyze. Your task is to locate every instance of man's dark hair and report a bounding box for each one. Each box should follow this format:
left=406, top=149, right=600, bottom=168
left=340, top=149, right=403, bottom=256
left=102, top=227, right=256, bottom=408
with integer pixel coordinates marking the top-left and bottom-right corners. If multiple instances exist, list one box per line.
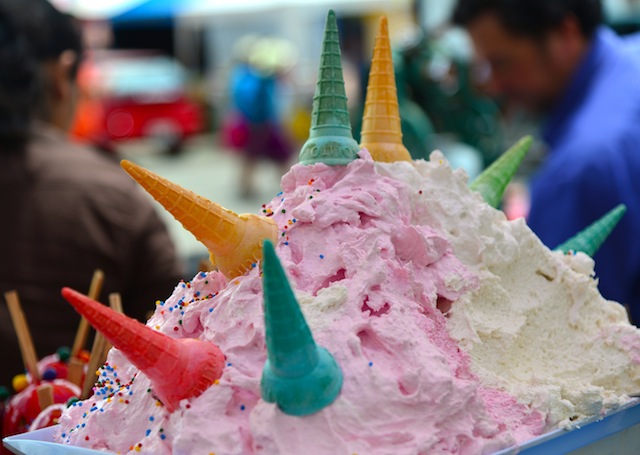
left=0, top=0, right=82, bottom=150
left=453, top=0, right=603, bottom=39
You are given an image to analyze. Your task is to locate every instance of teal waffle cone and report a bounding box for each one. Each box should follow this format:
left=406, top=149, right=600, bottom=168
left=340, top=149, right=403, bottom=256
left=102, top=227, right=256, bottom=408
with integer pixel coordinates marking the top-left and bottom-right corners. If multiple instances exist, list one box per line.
left=555, top=204, right=627, bottom=257
left=299, top=9, right=359, bottom=166
left=260, top=240, right=343, bottom=416
left=470, top=136, right=533, bottom=208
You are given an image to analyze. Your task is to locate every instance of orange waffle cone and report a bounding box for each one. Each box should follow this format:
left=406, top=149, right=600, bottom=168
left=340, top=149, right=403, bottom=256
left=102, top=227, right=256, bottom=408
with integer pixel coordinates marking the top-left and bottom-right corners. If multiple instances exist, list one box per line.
left=360, top=16, right=411, bottom=163
left=61, top=288, right=225, bottom=412
left=121, top=160, right=277, bottom=278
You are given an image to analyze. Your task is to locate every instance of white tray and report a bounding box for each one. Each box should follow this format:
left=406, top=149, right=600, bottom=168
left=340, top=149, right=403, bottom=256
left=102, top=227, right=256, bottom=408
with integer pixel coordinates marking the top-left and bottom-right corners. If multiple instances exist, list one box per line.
left=4, top=400, right=640, bottom=455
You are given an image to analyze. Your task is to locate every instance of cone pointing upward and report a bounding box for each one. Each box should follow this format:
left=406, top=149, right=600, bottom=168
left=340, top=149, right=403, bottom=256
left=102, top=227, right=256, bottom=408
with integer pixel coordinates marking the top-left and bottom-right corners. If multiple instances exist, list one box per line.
left=121, top=160, right=277, bottom=278
left=61, top=288, right=225, bottom=412
left=260, top=240, right=343, bottom=416
left=470, top=136, right=533, bottom=208
left=360, top=16, right=411, bottom=163
left=555, top=204, right=627, bottom=257
left=299, top=10, right=360, bottom=166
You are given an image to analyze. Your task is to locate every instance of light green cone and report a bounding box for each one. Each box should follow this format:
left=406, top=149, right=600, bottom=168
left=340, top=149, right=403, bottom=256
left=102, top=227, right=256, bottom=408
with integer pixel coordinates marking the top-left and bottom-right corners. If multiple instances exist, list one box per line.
left=555, top=204, right=627, bottom=256
left=260, top=240, right=343, bottom=416
left=299, top=9, right=360, bottom=166
left=470, top=135, right=533, bottom=208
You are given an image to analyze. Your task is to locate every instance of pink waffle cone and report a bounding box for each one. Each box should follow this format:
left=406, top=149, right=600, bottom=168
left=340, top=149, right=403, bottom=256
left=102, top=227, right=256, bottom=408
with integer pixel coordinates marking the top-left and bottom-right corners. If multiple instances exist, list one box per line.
left=61, top=288, right=225, bottom=412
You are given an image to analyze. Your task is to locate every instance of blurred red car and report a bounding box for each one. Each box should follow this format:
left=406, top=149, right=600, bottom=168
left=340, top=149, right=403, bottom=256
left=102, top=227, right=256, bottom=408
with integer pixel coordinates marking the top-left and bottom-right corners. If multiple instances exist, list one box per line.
left=72, top=51, right=203, bottom=154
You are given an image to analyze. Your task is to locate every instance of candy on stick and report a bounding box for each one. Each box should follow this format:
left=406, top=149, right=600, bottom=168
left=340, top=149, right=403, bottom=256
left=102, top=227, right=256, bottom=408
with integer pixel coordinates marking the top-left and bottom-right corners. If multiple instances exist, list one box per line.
left=121, top=160, right=277, bottom=278
left=29, top=403, right=66, bottom=432
left=37, top=347, right=71, bottom=381
left=70, top=269, right=104, bottom=359
left=35, top=384, right=53, bottom=410
left=360, top=16, right=411, bottom=163
left=4, top=291, right=40, bottom=382
left=2, top=380, right=79, bottom=437
left=11, top=375, right=28, bottom=395
left=61, top=288, right=225, bottom=412
left=66, top=359, right=84, bottom=388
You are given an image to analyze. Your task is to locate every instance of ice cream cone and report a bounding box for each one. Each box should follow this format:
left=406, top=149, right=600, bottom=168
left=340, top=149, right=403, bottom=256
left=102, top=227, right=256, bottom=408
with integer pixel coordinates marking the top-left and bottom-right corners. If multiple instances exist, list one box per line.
left=299, top=10, right=360, bottom=166
left=61, top=288, right=225, bottom=412
left=470, top=136, right=533, bottom=208
left=260, top=240, right=342, bottom=416
left=359, top=16, right=411, bottom=163
left=121, top=160, right=277, bottom=278
left=555, top=204, right=626, bottom=257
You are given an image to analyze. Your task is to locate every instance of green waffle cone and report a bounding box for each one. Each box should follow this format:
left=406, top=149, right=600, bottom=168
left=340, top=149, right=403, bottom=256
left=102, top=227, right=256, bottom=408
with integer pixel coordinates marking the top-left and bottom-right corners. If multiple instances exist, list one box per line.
left=470, top=136, right=533, bottom=208
left=299, top=9, right=360, bottom=166
left=555, top=204, right=627, bottom=257
left=260, top=240, right=343, bottom=416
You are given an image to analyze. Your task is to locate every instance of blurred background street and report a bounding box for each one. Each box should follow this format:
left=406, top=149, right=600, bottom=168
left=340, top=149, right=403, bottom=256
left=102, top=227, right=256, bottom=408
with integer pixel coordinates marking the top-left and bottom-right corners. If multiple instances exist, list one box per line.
left=47, top=0, right=640, bottom=275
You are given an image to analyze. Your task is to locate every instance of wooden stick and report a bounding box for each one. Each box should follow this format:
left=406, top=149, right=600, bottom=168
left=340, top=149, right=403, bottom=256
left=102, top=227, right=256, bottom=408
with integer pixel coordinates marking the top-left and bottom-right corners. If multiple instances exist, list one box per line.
left=67, top=358, right=84, bottom=388
left=81, top=293, right=124, bottom=399
left=4, top=290, right=40, bottom=381
left=109, top=292, right=123, bottom=314
left=71, top=269, right=104, bottom=359
left=36, top=383, right=54, bottom=410
left=102, top=293, right=124, bottom=357
left=81, top=330, right=108, bottom=399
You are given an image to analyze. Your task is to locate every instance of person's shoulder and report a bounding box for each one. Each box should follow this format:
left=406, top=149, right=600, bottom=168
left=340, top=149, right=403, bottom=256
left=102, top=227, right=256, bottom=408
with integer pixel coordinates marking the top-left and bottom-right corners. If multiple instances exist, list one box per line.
left=553, top=122, right=639, bottom=159
left=28, top=129, right=156, bottom=221
left=546, top=121, right=640, bottom=191
left=585, top=30, right=640, bottom=105
left=30, top=130, right=138, bottom=192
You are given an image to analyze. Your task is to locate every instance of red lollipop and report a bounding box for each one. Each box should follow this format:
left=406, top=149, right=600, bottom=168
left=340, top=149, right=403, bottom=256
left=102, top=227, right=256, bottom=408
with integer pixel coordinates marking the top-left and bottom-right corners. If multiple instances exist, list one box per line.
left=2, top=380, right=80, bottom=437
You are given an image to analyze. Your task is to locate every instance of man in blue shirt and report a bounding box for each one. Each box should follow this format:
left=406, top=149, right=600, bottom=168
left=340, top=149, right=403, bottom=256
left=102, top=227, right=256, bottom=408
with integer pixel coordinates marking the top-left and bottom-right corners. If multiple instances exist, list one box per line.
left=454, top=0, right=640, bottom=323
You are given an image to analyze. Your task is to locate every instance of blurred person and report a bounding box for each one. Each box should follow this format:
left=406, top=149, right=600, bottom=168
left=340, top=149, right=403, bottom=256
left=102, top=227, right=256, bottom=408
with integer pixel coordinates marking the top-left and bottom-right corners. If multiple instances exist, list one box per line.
left=229, top=36, right=294, bottom=199
left=454, top=0, right=640, bottom=322
left=391, top=0, right=504, bottom=166
left=0, top=0, right=184, bottom=387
